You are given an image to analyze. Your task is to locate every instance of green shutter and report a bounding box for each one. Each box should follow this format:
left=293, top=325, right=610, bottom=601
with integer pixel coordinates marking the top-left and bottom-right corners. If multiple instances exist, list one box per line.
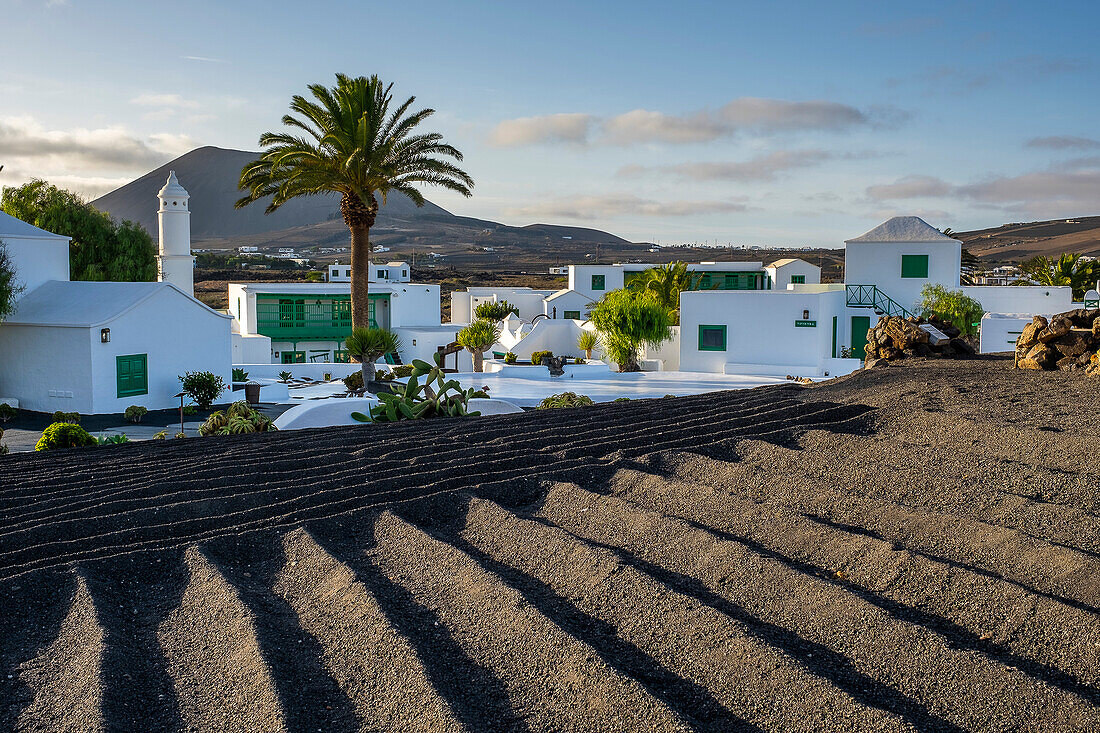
left=116, top=354, right=148, bottom=398
left=901, top=254, right=929, bottom=278
left=791, top=275, right=806, bottom=284
left=564, top=310, right=581, bottom=319
left=698, top=325, right=727, bottom=352
left=591, top=274, right=605, bottom=290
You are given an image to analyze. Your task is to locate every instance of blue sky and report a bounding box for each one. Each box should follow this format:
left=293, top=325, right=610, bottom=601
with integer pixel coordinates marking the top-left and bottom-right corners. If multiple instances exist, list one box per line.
left=1, top=0, right=1097, bottom=247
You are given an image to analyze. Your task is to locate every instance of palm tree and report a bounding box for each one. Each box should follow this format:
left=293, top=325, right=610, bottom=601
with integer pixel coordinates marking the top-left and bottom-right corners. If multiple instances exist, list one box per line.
left=457, top=320, right=499, bottom=373
left=1015, top=253, right=1098, bottom=300
left=236, top=74, right=473, bottom=329
left=629, top=262, right=698, bottom=325
left=345, top=327, right=401, bottom=385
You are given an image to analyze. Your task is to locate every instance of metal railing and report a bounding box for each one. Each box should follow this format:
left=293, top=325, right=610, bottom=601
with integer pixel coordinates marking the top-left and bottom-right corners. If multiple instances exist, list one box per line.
left=845, top=284, right=914, bottom=319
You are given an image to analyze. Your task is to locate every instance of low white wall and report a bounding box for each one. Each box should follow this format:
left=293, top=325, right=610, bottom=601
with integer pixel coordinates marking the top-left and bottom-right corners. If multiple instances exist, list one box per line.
left=641, top=326, right=680, bottom=371
left=979, top=314, right=1029, bottom=354
left=495, top=319, right=592, bottom=360
left=961, top=286, right=1073, bottom=316
left=238, top=362, right=361, bottom=381
left=393, top=326, right=460, bottom=365
left=0, top=324, right=93, bottom=413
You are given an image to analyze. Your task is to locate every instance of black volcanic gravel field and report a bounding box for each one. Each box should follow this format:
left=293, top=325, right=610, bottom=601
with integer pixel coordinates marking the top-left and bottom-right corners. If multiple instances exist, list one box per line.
left=1, top=356, right=1099, bottom=732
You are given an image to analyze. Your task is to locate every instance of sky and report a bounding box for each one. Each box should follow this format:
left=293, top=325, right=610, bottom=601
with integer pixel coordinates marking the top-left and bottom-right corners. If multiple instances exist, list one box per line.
left=0, top=0, right=1097, bottom=248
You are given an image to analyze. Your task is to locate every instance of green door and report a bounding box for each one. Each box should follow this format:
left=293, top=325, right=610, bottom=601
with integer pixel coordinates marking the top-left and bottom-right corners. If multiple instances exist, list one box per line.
left=851, top=316, right=871, bottom=359
left=832, top=316, right=838, bottom=358
left=282, top=351, right=306, bottom=364
left=116, top=354, right=148, bottom=398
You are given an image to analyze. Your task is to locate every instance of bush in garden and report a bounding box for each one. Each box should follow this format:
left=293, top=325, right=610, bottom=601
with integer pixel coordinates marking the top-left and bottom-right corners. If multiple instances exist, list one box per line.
left=343, top=371, right=364, bottom=392
left=52, top=411, right=80, bottom=424
left=530, top=350, right=553, bottom=365
left=503, top=352, right=517, bottom=364
left=179, top=371, right=227, bottom=410
left=474, top=300, right=520, bottom=321
left=589, top=289, right=672, bottom=372
left=153, top=430, right=168, bottom=440
left=0, top=403, right=16, bottom=423
left=918, top=284, right=984, bottom=337
left=537, top=392, right=595, bottom=409
left=391, top=364, right=415, bottom=378
left=374, top=369, right=394, bottom=382
left=35, top=422, right=97, bottom=451
left=124, top=405, right=147, bottom=423
left=96, top=434, right=129, bottom=446
left=199, top=401, right=276, bottom=436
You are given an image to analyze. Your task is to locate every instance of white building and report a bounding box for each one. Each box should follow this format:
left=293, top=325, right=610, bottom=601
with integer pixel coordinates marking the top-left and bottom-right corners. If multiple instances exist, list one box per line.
left=229, top=281, right=451, bottom=365
left=326, top=261, right=411, bottom=283
left=568, top=261, right=772, bottom=302
left=0, top=174, right=233, bottom=414
left=765, top=258, right=821, bottom=289
left=450, top=287, right=556, bottom=324
left=543, top=289, right=595, bottom=320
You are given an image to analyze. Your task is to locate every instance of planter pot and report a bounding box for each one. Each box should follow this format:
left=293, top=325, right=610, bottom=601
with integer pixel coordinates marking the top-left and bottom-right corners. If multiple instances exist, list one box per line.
left=244, top=382, right=262, bottom=405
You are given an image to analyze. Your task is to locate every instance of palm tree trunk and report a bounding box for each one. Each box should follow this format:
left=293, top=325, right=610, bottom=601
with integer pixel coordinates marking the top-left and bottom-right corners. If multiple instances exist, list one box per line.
left=361, top=359, right=375, bottom=388
left=473, top=350, right=484, bottom=373
left=350, top=222, right=372, bottom=330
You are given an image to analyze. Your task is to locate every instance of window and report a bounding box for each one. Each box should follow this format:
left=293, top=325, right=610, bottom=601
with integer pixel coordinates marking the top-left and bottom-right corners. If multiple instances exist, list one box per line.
left=281, top=351, right=306, bottom=364
left=402, top=270, right=408, bottom=277
left=116, top=354, right=148, bottom=398
left=698, top=325, right=727, bottom=352
left=377, top=269, right=388, bottom=279
left=901, top=254, right=929, bottom=278
left=790, top=275, right=806, bottom=284
left=591, top=274, right=605, bottom=290
left=563, top=310, right=581, bottom=319
left=333, top=350, right=351, bottom=363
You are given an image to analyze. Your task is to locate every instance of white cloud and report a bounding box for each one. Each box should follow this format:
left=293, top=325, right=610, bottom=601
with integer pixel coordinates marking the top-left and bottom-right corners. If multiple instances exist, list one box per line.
left=866, top=175, right=954, bottom=200
left=503, top=194, right=750, bottom=220
left=1025, top=135, right=1100, bottom=150
left=624, top=150, right=834, bottom=182
left=130, top=93, right=201, bottom=109
left=490, top=97, right=897, bottom=147
left=487, top=113, right=595, bottom=146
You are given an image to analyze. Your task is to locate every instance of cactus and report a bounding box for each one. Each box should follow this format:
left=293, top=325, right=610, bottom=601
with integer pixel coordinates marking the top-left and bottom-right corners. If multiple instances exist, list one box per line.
left=352, top=352, right=481, bottom=423
left=199, top=401, right=275, bottom=436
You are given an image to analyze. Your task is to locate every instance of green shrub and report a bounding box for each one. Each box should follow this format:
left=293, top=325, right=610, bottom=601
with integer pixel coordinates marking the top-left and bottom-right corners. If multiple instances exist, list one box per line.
left=174, top=432, right=186, bottom=439
left=374, top=369, right=393, bottom=382
left=0, top=445, right=8, bottom=455
left=530, top=350, right=553, bottom=365
left=537, top=392, right=595, bottom=409
left=232, top=368, right=250, bottom=382
left=391, top=364, right=415, bottom=378
left=182, top=404, right=197, bottom=416
left=278, top=370, right=293, bottom=382
left=52, top=411, right=80, bottom=424
left=198, top=401, right=276, bottom=437
left=918, top=284, right=984, bottom=337
left=343, top=370, right=364, bottom=392
left=35, top=422, right=97, bottom=451
left=613, top=397, right=631, bottom=402
left=0, top=403, right=15, bottom=423
left=153, top=430, right=168, bottom=440
left=96, top=433, right=129, bottom=446
left=589, top=289, right=672, bottom=372
left=179, top=371, right=227, bottom=409
left=474, top=300, right=520, bottom=321
left=577, top=331, right=599, bottom=359
left=504, top=352, right=517, bottom=364
left=124, top=405, right=147, bottom=423
left=471, top=389, right=490, bottom=399
left=457, top=320, right=500, bottom=373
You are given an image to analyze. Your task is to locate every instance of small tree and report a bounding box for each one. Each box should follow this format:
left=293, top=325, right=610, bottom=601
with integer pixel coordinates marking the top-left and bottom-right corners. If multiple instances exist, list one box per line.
left=474, top=300, right=520, bottom=321
left=179, top=371, right=228, bottom=410
left=919, top=284, right=984, bottom=336
left=0, top=240, right=23, bottom=322
left=577, top=330, right=598, bottom=360
left=589, top=289, right=672, bottom=372
left=345, top=327, right=401, bottom=385
left=457, top=319, right=499, bottom=373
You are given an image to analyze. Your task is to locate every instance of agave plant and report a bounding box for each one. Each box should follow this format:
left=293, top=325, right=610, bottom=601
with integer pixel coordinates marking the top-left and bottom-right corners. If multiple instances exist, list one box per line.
left=352, top=352, right=480, bottom=423
left=199, top=401, right=276, bottom=436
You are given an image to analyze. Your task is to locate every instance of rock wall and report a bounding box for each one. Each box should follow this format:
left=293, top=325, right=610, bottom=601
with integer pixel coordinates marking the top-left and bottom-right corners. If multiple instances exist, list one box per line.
left=863, top=316, right=975, bottom=369
left=1014, top=309, right=1100, bottom=375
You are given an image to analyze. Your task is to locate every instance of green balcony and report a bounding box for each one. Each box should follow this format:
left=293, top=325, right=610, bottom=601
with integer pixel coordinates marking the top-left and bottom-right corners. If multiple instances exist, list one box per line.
left=255, top=294, right=385, bottom=341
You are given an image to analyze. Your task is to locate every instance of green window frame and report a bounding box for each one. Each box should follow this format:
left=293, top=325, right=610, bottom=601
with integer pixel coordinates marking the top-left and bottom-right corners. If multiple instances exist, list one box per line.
left=790, top=274, right=806, bottom=284
left=563, top=310, right=581, bottom=319
left=333, top=349, right=351, bottom=363
left=591, top=274, right=605, bottom=290
left=281, top=351, right=306, bottom=364
left=116, top=354, right=148, bottom=398
left=901, top=254, right=929, bottom=278
left=698, top=325, right=727, bottom=352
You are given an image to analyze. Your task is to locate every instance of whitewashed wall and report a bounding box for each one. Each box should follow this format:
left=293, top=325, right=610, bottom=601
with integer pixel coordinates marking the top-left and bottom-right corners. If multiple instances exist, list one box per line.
left=680, top=290, right=848, bottom=375
left=543, top=290, right=595, bottom=319
left=766, top=260, right=821, bottom=289
left=961, top=285, right=1073, bottom=316
left=845, top=240, right=961, bottom=312
left=979, top=313, right=1030, bottom=354
left=568, top=265, right=624, bottom=301
left=232, top=333, right=272, bottom=363
left=3, top=234, right=70, bottom=296
left=0, top=325, right=92, bottom=413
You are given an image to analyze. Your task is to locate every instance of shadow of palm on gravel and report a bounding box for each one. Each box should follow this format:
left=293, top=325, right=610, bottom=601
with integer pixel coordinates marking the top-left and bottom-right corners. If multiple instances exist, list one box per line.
left=308, top=516, right=529, bottom=732
left=401, top=498, right=761, bottom=732
left=201, top=532, right=360, bottom=733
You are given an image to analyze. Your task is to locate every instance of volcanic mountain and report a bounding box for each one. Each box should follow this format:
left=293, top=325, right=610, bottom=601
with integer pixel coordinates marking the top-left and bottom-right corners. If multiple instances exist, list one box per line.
left=90, top=146, right=629, bottom=251
left=955, top=216, right=1100, bottom=262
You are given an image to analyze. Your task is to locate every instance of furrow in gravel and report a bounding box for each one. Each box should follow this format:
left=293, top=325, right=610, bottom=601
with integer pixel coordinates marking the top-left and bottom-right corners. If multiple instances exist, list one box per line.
left=659, top=440, right=1100, bottom=614
left=608, top=461, right=1100, bottom=702
left=0, top=386, right=797, bottom=501
left=0, top=402, right=863, bottom=578
left=272, top=526, right=464, bottom=733
left=0, top=388, right=799, bottom=522
left=367, top=510, right=696, bottom=732
left=523, top=479, right=1100, bottom=730
left=157, top=545, right=288, bottom=733
left=14, top=571, right=105, bottom=733
left=427, top=493, right=919, bottom=732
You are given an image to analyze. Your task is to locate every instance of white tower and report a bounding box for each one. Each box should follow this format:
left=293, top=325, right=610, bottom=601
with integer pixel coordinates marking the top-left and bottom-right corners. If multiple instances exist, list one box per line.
left=157, top=171, right=194, bottom=295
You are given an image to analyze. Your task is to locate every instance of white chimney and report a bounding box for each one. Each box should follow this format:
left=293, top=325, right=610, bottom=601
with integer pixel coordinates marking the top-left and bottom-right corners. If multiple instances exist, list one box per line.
left=156, top=171, right=194, bottom=295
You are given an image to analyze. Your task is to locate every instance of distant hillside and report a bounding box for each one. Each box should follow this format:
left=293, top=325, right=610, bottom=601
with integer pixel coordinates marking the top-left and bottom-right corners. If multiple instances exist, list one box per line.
left=91, top=146, right=629, bottom=253
left=955, top=216, right=1100, bottom=262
